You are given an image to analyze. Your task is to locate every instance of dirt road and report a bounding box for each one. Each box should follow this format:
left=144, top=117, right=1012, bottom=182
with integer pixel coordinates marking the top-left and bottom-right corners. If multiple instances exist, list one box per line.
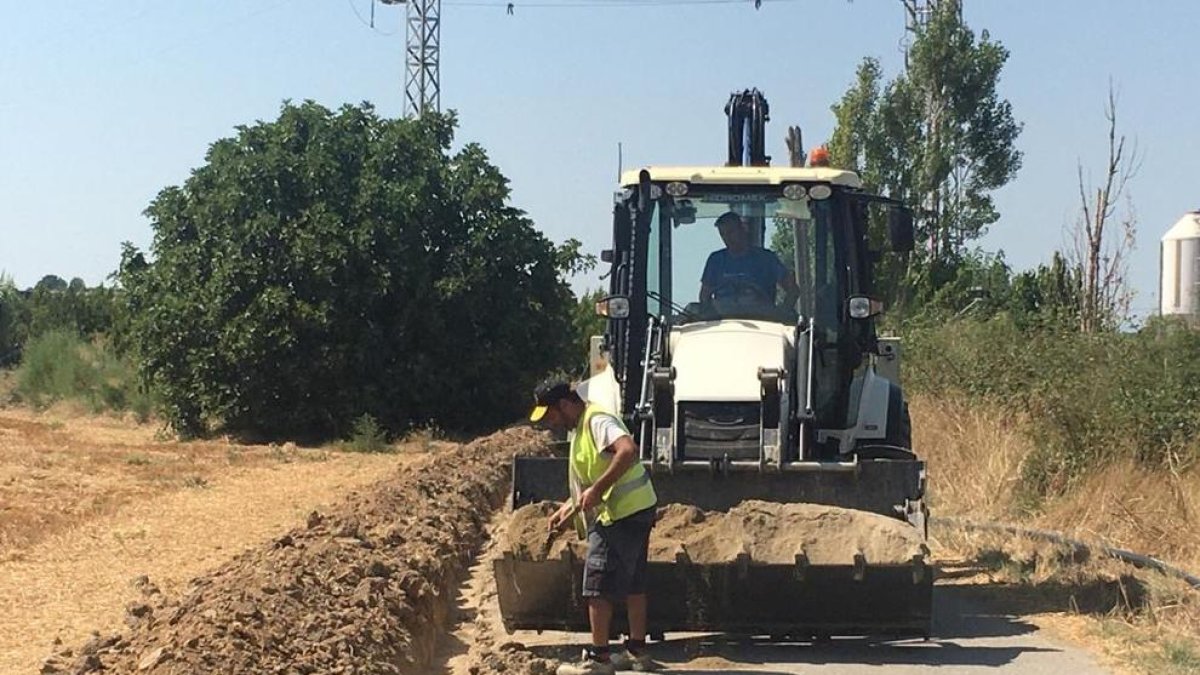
left=429, top=518, right=1114, bottom=675
left=491, top=591, right=1109, bottom=674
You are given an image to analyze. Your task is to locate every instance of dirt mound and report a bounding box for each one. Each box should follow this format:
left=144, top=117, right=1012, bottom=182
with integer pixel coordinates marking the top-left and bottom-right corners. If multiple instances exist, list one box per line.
left=503, top=501, right=588, bottom=561
left=45, top=427, right=552, bottom=675
left=508, top=500, right=927, bottom=566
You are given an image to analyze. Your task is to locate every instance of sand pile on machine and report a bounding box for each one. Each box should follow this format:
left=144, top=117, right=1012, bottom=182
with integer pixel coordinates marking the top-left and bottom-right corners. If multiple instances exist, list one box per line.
left=505, top=500, right=927, bottom=566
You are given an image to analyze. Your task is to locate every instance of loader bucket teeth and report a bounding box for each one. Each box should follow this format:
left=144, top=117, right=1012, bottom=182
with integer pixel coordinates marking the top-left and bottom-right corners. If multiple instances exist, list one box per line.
left=793, top=550, right=808, bottom=582
left=911, top=554, right=928, bottom=584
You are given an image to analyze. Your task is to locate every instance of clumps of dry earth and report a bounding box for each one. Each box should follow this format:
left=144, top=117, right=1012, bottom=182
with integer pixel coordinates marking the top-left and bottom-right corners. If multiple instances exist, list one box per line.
left=505, top=500, right=928, bottom=565
left=43, top=427, right=552, bottom=675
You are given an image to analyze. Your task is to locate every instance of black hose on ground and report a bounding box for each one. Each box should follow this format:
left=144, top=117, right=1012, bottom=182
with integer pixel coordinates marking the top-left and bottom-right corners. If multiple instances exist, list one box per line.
left=930, top=516, right=1200, bottom=590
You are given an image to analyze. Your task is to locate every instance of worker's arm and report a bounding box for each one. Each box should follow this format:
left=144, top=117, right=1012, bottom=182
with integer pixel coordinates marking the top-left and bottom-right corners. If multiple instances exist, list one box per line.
left=770, top=251, right=800, bottom=309
left=699, top=251, right=720, bottom=304
left=779, top=272, right=800, bottom=309
left=578, top=434, right=638, bottom=510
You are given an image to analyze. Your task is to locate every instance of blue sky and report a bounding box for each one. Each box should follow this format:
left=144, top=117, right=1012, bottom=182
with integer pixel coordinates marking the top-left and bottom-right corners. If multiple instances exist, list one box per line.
left=2, top=0, right=1197, bottom=320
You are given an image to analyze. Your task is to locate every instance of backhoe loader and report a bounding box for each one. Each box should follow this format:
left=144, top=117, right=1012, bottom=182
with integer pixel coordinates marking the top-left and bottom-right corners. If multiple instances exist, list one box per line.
left=496, top=89, right=930, bottom=639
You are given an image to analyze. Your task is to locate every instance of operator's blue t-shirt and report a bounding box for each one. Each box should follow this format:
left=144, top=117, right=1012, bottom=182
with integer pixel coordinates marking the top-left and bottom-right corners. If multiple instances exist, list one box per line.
left=701, top=247, right=788, bottom=300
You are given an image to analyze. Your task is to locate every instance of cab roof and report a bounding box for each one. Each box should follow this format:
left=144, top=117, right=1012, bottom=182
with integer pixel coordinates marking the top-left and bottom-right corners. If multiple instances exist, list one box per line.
left=619, top=165, right=863, bottom=189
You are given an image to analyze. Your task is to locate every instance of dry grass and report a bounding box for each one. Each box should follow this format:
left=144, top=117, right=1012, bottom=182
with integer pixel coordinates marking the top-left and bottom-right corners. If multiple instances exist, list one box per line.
left=0, top=404, right=427, bottom=674
left=914, top=394, right=1200, bottom=673
left=1, top=404, right=357, bottom=553
left=913, top=394, right=1030, bottom=518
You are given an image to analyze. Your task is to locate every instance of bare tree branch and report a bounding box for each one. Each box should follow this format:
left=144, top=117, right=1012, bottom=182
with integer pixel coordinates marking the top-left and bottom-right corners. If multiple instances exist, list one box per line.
left=1069, top=81, right=1141, bottom=332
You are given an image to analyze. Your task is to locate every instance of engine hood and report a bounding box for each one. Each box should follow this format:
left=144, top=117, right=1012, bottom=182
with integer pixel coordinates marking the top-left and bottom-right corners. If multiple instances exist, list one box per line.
left=669, top=320, right=792, bottom=402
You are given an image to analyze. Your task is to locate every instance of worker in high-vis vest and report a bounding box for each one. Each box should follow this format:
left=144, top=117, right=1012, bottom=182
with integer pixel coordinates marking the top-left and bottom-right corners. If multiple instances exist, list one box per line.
left=530, top=377, right=660, bottom=675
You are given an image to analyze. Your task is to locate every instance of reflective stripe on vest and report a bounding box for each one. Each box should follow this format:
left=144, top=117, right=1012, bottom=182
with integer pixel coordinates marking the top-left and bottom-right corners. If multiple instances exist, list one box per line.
left=571, top=403, right=658, bottom=526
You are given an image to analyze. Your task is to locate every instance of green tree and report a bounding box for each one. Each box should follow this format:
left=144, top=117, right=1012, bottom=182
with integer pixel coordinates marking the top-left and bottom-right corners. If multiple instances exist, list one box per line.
left=0, top=274, right=25, bottom=365
left=827, top=0, right=1022, bottom=312
left=25, top=278, right=118, bottom=341
left=1006, top=252, right=1081, bottom=330
left=120, top=101, right=579, bottom=439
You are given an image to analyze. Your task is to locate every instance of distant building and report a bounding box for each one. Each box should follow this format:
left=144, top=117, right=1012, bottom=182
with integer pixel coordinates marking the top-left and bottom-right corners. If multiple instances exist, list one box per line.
left=1161, top=211, right=1200, bottom=322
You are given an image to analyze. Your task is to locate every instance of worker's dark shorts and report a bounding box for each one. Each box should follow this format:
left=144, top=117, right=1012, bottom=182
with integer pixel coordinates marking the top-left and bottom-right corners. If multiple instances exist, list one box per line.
left=582, top=506, right=656, bottom=599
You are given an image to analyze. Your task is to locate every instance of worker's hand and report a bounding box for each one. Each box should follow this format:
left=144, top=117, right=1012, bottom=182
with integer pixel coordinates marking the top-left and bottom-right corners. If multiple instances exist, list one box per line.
left=548, top=501, right=574, bottom=532
left=578, top=486, right=602, bottom=511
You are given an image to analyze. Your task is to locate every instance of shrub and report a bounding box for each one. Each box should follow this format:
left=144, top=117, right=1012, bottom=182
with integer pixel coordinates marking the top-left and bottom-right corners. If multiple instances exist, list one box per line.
left=903, top=314, right=1200, bottom=501
left=344, top=414, right=390, bottom=453
left=15, top=330, right=154, bottom=416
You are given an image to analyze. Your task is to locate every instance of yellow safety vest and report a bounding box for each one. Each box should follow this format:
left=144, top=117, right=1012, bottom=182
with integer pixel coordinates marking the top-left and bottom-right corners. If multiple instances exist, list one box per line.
left=570, top=403, right=657, bottom=526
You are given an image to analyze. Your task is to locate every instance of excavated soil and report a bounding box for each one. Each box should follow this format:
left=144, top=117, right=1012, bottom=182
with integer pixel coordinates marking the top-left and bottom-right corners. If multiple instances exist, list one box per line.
left=44, top=427, right=553, bottom=675
left=506, top=500, right=928, bottom=566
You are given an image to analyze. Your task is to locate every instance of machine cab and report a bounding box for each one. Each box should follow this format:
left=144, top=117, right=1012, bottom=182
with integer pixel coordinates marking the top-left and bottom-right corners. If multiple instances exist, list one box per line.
left=602, top=165, right=913, bottom=465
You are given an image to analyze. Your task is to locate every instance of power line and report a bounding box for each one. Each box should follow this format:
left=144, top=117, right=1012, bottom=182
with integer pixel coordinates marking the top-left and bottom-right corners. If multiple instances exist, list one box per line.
left=345, top=0, right=398, bottom=35
left=399, top=0, right=804, bottom=118
left=444, top=0, right=799, bottom=7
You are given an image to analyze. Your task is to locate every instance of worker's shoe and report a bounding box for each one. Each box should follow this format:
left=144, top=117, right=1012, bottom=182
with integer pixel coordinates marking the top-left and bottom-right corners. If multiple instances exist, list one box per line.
left=610, top=649, right=662, bottom=672
left=556, top=650, right=616, bottom=675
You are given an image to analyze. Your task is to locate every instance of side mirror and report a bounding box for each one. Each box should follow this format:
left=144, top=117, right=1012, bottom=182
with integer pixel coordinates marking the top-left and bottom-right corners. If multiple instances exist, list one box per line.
left=595, top=295, right=631, bottom=319
left=888, top=207, right=915, bottom=253
left=600, top=249, right=614, bottom=263
left=673, top=199, right=696, bottom=226
left=847, top=295, right=884, bottom=320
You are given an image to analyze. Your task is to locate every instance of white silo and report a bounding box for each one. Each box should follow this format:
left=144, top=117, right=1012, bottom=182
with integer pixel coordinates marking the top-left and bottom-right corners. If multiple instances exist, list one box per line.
left=1161, top=211, right=1200, bottom=319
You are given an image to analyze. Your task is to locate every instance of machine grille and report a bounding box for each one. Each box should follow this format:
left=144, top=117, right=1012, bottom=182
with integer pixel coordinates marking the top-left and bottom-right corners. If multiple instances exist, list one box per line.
left=679, top=402, right=760, bottom=460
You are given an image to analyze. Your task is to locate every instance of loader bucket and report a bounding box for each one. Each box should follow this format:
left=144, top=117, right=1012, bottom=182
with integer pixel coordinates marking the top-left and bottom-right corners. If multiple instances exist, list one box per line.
left=494, top=551, right=931, bottom=638
left=496, top=456, right=932, bottom=638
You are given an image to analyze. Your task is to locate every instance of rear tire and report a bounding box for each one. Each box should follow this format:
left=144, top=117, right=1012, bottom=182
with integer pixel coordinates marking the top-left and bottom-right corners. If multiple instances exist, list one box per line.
left=884, top=384, right=912, bottom=450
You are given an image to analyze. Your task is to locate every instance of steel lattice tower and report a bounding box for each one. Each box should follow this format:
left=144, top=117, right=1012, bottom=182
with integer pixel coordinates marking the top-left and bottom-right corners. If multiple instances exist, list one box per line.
left=403, top=0, right=440, bottom=117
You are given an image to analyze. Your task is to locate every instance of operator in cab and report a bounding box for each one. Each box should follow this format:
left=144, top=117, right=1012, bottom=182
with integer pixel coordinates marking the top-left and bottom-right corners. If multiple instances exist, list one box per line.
left=699, top=211, right=800, bottom=310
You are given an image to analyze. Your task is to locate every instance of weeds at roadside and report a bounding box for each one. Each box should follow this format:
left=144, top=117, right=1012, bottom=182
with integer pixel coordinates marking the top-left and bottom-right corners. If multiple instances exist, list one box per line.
left=125, top=454, right=150, bottom=466
left=342, top=414, right=391, bottom=454
left=294, top=449, right=330, bottom=463
left=404, top=423, right=445, bottom=452
left=14, top=331, right=156, bottom=417
left=182, top=475, right=209, bottom=489
left=112, top=527, right=147, bottom=544
left=269, top=443, right=293, bottom=463
left=1159, top=639, right=1200, bottom=673
left=941, top=526, right=1200, bottom=675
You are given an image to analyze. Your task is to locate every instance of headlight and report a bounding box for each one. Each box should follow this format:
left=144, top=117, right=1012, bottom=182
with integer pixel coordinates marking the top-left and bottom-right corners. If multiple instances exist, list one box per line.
left=808, top=184, right=832, bottom=200
left=847, top=295, right=884, bottom=319
left=596, top=296, right=631, bottom=319
left=665, top=181, right=689, bottom=197
left=782, top=183, right=807, bottom=200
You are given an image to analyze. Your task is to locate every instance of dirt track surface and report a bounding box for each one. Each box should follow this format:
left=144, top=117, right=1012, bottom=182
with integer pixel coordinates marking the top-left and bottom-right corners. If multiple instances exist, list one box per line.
left=44, top=427, right=552, bottom=675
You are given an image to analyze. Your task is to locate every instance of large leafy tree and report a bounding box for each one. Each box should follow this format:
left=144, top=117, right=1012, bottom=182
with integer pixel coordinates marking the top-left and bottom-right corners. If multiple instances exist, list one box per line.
left=828, top=0, right=1022, bottom=311
left=120, top=102, right=579, bottom=439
